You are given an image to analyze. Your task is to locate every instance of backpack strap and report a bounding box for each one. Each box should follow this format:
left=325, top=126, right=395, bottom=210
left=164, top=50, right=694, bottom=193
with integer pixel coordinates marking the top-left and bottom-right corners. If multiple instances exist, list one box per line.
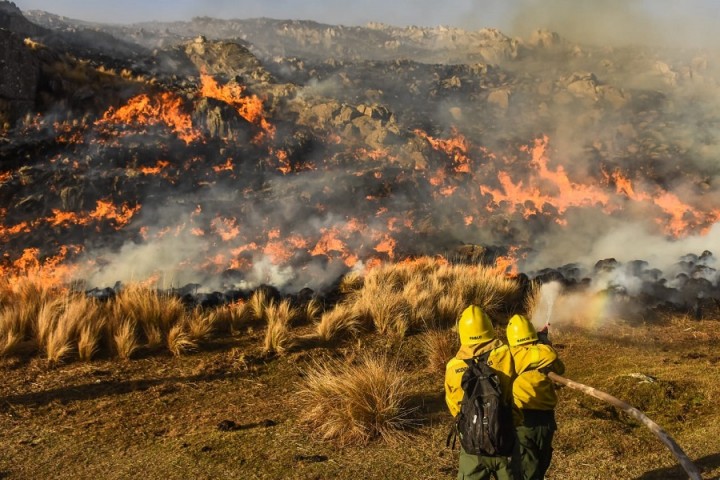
left=475, top=350, right=492, bottom=364
left=446, top=423, right=457, bottom=450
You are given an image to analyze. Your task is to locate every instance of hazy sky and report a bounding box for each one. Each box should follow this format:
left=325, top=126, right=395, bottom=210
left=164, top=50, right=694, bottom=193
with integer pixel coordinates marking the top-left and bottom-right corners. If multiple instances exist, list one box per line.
left=12, top=0, right=720, bottom=47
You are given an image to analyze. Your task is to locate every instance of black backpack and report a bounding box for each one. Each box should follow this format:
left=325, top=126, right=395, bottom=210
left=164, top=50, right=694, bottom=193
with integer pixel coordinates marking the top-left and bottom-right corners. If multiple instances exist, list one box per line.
left=449, top=351, right=515, bottom=457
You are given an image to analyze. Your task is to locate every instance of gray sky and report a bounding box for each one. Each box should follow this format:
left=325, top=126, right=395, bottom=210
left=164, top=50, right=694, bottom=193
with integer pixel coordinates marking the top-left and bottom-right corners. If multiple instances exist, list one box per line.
left=12, top=0, right=720, bottom=47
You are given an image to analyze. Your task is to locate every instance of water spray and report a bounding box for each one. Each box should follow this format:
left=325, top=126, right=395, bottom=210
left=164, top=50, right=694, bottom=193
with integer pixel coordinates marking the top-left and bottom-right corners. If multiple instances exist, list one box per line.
left=548, top=372, right=701, bottom=480
left=539, top=284, right=701, bottom=479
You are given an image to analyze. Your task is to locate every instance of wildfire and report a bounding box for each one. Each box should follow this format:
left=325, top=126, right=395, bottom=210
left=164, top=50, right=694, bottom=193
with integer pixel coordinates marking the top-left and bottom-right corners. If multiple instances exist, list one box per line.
left=609, top=170, right=720, bottom=236
left=416, top=127, right=472, bottom=173
left=199, top=73, right=275, bottom=141
left=211, top=216, right=240, bottom=241
left=0, top=245, right=82, bottom=287
left=212, top=158, right=235, bottom=173
left=492, top=246, right=521, bottom=277
left=97, top=92, right=201, bottom=144
left=481, top=136, right=610, bottom=222
left=139, top=160, right=170, bottom=175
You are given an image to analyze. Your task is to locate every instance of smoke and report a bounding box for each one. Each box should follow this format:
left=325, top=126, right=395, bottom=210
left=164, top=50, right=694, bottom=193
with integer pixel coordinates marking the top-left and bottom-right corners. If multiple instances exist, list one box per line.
left=8, top=0, right=720, bottom=315
left=506, top=0, right=720, bottom=49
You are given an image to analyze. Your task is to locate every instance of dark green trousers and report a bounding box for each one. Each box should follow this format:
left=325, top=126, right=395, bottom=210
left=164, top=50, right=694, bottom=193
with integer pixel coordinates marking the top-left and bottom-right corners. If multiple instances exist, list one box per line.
left=458, top=447, right=515, bottom=480
left=512, top=409, right=556, bottom=480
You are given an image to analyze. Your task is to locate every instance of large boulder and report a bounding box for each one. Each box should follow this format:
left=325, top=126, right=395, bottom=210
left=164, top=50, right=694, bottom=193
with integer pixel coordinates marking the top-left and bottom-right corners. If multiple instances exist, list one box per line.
left=0, top=1, right=45, bottom=37
left=0, top=29, right=39, bottom=125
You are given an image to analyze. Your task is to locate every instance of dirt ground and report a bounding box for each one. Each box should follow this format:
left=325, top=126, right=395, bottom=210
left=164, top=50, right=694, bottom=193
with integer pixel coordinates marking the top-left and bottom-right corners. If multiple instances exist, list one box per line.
left=2, top=318, right=720, bottom=480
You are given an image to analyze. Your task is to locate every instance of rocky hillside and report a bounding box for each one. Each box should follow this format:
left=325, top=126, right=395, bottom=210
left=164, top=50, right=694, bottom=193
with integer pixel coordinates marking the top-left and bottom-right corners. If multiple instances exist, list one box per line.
left=1, top=1, right=720, bottom=318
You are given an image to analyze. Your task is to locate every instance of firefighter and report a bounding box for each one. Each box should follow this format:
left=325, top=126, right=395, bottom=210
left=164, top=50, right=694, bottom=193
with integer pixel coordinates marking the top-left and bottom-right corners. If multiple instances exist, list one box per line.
left=445, top=305, right=517, bottom=480
left=506, top=314, right=565, bottom=480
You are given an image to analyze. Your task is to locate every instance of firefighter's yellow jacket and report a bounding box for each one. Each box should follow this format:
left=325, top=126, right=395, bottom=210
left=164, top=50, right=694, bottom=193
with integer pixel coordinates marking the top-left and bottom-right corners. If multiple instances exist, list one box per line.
left=509, top=343, right=565, bottom=411
left=444, top=339, right=515, bottom=418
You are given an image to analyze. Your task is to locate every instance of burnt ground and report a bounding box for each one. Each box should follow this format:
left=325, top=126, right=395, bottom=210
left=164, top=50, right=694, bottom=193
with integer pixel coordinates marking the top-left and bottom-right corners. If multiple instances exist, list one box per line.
left=2, top=318, right=720, bottom=480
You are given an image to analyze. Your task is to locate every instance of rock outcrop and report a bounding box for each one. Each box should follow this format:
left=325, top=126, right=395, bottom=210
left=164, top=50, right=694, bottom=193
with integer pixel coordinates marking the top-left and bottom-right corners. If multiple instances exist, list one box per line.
left=0, top=29, right=39, bottom=125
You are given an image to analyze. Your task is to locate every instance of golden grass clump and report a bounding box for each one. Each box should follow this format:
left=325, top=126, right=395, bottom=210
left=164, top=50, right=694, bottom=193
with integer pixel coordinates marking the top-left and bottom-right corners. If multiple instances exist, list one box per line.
left=263, top=299, right=297, bottom=355
left=298, top=354, right=418, bottom=445
left=112, top=319, right=138, bottom=360
left=0, top=277, right=55, bottom=340
left=419, top=328, right=458, bottom=373
left=0, top=306, right=23, bottom=356
left=201, top=301, right=248, bottom=334
left=338, top=271, right=364, bottom=294
left=301, top=298, right=322, bottom=324
left=186, top=308, right=217, bottom=342
left=0, top=302, right=37, bottom=357
left=40, top=294, right=103, bottom=363
left=338, top=259, right=520, bottom=337
left=315, top=303, right=363, bottom=343
left=78, top=317, right=106, bottom=361
left=167, top=324, right=197, bottom=357
left=110, top=284, right=186, bottom=348
left=248, top=289, right=270, bottom=322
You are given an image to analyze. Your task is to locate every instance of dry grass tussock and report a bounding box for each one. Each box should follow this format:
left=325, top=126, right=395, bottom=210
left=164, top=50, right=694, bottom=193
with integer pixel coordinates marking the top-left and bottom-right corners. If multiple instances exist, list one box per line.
left=0, top=277, right=56, bottom=348
left=167, top=323, right=197, bottom=357
left=298, top=353, right=418, bottom=445
left=341, top=260, right=520, bottom=337
left=263, top=299, right=297, bottom=355
left=420, top=328, right=458, bottom=373
left=110, top=284, right=186, bottom=348
left=248, top=289, right=270, bottom=322
left=1, top=260, right=520, bottom=362
left=32, top=293, right=104, bottom=362
left=112, top=318, right=138, bottom=360
left=315, top=303, right=363, bottom=343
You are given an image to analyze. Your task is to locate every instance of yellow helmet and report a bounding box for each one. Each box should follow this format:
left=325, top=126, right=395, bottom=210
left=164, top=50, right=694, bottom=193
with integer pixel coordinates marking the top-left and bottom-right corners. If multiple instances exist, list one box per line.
left=506, top=314, right=538, bottom=347
left=458, top=305, right=495, bottom=346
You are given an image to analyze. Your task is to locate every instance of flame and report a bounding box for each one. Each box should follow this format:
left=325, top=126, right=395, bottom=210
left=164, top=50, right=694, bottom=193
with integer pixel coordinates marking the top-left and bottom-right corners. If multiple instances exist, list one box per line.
left=311, top=227, right=347, bottom=256
left=139, top=160, right=170, bottom=175
left=0, top=245, right=82, bottom=287
left=610, top=170, right=720, bottom=236
left=212, top=158, right=234, bottom=173
left=211, top=216, right=240, bottom=241
left=199, top=73, right=275, bottom=141
left=416, top=127, right=471, bottom=173
left=481, top=136, right=609, bottom=221
left=274, top=149, right=291, bottom=174
left=97, top=93, right=201, bottom=144
left=263, top=241, right=295, bottom=264
left=373, top=233, right=397, bottom=260
left=89, top=200, right=141, bottom=229
left=493, top=247, right=520, bottom=277
left=40, top=200, right=140, bottom=231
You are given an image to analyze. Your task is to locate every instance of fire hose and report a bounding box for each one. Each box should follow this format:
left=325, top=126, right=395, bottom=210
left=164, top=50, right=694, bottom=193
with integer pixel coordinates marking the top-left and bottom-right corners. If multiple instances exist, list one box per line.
left=548, top=372, right=702, bottom=480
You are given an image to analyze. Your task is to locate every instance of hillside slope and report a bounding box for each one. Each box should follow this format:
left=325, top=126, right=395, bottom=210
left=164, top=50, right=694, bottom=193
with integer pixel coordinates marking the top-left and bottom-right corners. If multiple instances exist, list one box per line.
left=1, top=317, right=719, bottom=479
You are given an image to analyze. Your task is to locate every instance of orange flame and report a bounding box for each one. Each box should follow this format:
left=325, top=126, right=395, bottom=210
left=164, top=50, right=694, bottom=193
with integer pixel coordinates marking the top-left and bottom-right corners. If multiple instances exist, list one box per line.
left=212, top=157, right=235, bottom=173
left=139, top=160, right=170, bottom=175
left=481, top=136, right=609, bottom=221
left=98, top=93, right=201, bottom=144
left=211, top=216, right=240, bottom=241
left=416, top=127, right=471, bottom=173
left=199, top=73, right=275, bottom=141
left=1, top=245, right=83, bottom=287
